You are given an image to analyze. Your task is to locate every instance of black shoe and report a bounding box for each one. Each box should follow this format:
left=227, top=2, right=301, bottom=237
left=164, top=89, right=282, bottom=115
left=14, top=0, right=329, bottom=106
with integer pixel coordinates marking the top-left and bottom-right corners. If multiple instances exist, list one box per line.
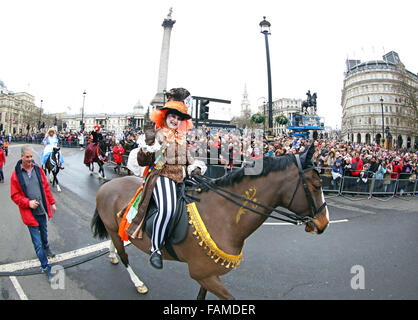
left=42, top=266, right=53, bottom=283
left=45, top=248, right=56, bottom=258
left=150, top=252, right=163, bottom=269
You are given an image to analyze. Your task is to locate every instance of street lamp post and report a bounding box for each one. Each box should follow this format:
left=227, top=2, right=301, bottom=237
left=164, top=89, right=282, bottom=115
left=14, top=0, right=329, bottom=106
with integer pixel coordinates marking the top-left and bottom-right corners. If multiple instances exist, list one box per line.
left=260, top=16, right=273, bottom=135
left=257, top=97, right=267, bottom=135
left=81, top=90, right=86, bottom=131
left=380, top=97, right=385, bottom=146
left=38, top=99, right=43, bottom=132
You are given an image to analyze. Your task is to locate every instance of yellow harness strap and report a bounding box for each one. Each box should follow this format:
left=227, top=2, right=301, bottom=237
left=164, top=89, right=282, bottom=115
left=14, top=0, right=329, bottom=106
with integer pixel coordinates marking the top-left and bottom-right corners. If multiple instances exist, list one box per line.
left=186, top=202, right=243, bottom=269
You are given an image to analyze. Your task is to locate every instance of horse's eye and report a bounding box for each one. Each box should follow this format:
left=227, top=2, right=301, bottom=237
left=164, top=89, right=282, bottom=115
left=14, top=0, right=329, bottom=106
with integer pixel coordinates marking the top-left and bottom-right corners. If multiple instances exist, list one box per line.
left=313, top=184, right=321, bottom=190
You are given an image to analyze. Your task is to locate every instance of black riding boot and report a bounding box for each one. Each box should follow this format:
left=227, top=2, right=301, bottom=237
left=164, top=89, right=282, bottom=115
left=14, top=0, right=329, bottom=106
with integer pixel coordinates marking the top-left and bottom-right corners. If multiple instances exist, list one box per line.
left=150, top=251, right=163, bottom=269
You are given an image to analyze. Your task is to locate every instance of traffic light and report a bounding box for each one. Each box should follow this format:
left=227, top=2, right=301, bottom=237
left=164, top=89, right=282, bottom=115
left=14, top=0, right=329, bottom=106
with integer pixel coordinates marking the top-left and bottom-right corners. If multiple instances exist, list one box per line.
left=199, top=99, right=209, bottom=121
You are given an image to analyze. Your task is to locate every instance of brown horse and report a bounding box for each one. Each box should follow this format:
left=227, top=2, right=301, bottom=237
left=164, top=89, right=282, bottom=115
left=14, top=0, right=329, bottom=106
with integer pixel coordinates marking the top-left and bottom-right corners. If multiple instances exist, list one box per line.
left=91, top=144, right=329, bottom=299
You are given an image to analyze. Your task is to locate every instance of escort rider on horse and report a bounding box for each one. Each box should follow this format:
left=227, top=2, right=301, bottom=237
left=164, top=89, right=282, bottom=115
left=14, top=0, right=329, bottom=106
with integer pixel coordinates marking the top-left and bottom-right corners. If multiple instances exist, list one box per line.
left=126, top=88, right=206, bottom=269
left=84, top=125, right=104, bottom=166
left=40, top=127, right=64, bottom=170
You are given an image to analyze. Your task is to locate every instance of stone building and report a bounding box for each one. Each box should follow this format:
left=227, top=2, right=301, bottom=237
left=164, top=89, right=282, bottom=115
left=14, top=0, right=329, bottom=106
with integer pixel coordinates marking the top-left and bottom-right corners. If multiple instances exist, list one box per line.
left=341, top=51, right=417, bottom=149
left=61, top=99, right=145, bottom=133
left=0, top=80, right=42, bottom=135
left=258, top=97, right=302, bottom=136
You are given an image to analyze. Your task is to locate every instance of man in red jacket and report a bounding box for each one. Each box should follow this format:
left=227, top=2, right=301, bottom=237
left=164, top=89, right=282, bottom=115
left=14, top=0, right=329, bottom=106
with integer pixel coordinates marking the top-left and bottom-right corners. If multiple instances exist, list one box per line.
left=10, top=145, right=57, bottom=282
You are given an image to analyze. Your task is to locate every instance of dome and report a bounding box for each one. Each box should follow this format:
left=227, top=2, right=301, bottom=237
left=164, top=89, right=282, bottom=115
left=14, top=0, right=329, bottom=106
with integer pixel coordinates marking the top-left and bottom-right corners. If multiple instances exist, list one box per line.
left=133, top=99, right=145, bottom=115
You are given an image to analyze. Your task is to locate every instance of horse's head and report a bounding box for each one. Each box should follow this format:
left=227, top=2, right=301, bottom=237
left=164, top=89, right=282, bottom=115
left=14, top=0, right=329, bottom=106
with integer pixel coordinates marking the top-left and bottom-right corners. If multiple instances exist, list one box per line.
left=284, top=143, right=329, bottom=234
left=52, top=147, right=60, bottom=163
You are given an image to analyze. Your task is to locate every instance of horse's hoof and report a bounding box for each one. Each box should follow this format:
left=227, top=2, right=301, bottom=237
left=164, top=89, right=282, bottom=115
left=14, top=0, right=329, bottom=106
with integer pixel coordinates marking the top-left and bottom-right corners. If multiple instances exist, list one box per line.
left=57, top=186, right=62, bottom=192
left=136, top=284, right=148, bottom=294
left=109, top=257, right=119, bottom=265
left=89, top=172, right=93, bottom=176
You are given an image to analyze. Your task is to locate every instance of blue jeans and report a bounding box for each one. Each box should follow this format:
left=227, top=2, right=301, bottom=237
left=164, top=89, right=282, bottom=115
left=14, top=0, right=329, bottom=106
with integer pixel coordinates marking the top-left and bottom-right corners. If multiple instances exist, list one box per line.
left=0, top=168, right=4, bottom=180
left=27, top=214, right=50, bottom=270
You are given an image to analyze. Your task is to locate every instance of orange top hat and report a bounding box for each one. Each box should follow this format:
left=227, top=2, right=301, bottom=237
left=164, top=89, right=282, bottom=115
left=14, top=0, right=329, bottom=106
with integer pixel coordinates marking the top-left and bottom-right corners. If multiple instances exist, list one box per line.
left=150, top=102, right=193, bottom=133
left=161, top=100, right=192, bottom=120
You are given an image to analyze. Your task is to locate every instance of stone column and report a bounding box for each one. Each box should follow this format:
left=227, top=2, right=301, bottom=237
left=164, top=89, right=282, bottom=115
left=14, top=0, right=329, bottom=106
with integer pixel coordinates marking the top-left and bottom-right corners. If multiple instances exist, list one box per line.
left=151, top=9, right=176, bottom=108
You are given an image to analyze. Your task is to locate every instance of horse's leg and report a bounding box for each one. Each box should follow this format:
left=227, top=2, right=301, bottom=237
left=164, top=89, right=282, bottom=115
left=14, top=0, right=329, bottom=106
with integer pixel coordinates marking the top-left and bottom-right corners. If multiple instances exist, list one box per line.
left=196, top=276, right=235, bottom=300
left=55, top=173, right=61, bottom=192
left=108, top=240, right=119, bottom=264
left=197, top=286, right=208, bottom=300
left=97, top=162, right=103, bottom=179
left=101, top=163, right=106, bottom=179
left=48, top=168, right=53, bottom=183
left=89, top=162, right=93, bottom=176
left=108, top=231, right=148, bottom=294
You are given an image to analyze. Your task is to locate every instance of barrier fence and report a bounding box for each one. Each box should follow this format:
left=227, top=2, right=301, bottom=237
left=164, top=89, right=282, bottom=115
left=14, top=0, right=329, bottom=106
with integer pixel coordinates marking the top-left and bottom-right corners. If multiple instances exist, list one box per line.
left=317, top=168, right=417, bottom=199
left=8, top=139, right=417, bottom=198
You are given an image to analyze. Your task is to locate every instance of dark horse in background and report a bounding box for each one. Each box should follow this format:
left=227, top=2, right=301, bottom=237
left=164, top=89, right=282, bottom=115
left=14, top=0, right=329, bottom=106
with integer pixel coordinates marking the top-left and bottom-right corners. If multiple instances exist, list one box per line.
left=91, top=143, right=330, bottom=299
left=44, top=147, right=62, bottom=192
left=84, top=140, right=109, bottom=179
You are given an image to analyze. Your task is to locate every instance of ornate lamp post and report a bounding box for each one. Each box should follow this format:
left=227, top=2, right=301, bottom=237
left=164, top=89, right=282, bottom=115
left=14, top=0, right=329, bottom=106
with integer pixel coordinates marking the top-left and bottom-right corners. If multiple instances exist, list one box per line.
left=257, top=97, right=267, bottom=135
left=380, top=96, right=385, bottom=146
left=81, top=90, right=86, bottom=131
left=259, top=16, right=273, bottom=135
left=38, top=99, right=43, bottom=131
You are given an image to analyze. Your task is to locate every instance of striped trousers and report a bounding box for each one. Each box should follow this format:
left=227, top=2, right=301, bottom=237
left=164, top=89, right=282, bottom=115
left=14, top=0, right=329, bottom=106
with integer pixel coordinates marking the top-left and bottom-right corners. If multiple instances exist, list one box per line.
left=151, top=176, right=177, bottom=255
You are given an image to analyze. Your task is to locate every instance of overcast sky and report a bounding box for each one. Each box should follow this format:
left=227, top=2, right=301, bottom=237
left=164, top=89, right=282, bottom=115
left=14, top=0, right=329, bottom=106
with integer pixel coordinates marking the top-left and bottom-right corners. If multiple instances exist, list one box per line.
left=1, top=0, right=417, bottom=129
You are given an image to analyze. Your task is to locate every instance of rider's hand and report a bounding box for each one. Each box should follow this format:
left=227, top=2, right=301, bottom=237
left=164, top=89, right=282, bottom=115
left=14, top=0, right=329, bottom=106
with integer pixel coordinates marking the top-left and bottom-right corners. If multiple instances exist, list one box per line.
left=144, top=123, right=156, bottom=146
left=51, top=204, right=57, bottom=213
left=191, top=168, right=201, bottom=176
left=29, top=200, right=39, bottom=209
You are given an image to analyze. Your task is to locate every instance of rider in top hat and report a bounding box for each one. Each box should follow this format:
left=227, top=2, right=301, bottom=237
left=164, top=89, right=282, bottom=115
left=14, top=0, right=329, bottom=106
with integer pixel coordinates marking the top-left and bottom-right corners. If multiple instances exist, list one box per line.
left=127, top=87, right=206, bottom=269
left=90, top=125, right=103, bottom=144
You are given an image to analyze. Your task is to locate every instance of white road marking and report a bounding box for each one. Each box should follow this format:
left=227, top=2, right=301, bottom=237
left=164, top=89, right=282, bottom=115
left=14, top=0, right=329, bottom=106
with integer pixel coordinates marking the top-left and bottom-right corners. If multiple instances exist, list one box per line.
left=263, top=219, right=349, bottom=226
left=0, top=240, right=116, bottom=273
left=9, top=276, right=28, bottom=300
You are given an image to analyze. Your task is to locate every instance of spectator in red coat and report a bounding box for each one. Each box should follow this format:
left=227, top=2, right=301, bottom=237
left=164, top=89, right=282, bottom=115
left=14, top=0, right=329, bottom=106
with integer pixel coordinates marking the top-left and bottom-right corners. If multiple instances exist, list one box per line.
left=350, top=152, right=363, bottom=176
left=0, top=142, right=5, bottom=183
left=391, top=156, right=403, bottom=180
left=112, top=140, right=125, bottom=174
left=10, top=145, right=57, bottom=282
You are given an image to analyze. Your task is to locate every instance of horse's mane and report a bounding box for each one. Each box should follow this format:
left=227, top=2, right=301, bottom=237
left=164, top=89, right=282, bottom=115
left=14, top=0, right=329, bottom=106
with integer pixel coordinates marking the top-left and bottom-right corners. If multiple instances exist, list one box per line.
left=214, top=154, right=295, bottom=187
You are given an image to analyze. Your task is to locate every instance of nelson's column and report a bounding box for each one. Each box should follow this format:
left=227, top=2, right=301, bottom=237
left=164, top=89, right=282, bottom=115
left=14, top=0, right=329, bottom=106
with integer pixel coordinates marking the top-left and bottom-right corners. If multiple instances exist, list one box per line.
left=150, top=8, right=176, bottom=108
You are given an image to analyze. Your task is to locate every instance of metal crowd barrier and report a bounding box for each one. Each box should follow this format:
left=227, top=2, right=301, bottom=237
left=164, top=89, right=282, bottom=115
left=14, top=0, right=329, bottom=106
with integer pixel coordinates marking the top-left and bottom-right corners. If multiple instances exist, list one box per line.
left=8, top=136, right=83, bottom=148
left=318, top=167, right=417, bottom=199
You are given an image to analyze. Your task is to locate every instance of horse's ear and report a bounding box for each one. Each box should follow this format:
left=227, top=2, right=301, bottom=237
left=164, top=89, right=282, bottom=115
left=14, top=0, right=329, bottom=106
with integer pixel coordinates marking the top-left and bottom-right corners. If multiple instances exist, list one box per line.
left=300, top=143, right=315, bottom=168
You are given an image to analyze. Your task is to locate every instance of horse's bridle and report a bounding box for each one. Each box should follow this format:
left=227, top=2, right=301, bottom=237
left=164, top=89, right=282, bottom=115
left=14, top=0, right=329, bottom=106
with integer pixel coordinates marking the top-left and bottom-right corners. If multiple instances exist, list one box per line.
left=190, top=154, right=327, bottom=225
left=287, top=154, right=327, bottom=220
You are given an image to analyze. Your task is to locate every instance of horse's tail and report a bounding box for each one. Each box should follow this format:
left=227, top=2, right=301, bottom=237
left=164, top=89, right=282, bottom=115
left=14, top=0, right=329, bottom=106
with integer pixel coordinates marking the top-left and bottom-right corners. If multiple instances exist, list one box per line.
left=91, top=207, right=109, bottom=239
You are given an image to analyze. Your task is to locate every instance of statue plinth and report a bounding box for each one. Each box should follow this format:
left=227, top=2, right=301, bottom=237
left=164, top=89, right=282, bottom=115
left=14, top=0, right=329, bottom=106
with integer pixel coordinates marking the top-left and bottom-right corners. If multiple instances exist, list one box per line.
left=150, top=92, right=166, bottom=109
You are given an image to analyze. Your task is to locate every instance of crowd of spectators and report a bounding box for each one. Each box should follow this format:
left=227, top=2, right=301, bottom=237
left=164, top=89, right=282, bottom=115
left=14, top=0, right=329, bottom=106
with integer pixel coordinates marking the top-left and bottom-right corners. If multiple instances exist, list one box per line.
left=2, top=127, right=417, bottom=195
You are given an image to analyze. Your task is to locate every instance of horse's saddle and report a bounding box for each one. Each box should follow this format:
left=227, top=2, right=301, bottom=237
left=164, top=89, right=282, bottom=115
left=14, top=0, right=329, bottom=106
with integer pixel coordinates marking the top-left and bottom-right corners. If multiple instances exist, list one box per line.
left=143, top=182, right=196, bottom=261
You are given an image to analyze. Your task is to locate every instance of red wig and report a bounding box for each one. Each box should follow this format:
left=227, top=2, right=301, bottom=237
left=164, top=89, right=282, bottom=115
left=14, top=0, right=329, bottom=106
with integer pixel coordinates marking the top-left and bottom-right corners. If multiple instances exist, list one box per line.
left=150, top=108, right=193, bottom=133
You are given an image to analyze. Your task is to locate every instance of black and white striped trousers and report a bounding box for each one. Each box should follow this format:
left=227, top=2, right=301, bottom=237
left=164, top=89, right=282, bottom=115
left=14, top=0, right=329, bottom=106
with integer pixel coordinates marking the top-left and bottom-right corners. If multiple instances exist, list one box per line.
left=151, top=176, right=177, bottom=254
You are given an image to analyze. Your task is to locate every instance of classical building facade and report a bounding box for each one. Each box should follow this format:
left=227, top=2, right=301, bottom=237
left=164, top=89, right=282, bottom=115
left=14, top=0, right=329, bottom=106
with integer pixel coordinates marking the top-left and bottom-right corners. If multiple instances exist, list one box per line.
left=62, top=99, right=146, bottom=133
left=341, top=51, right=417, bottom=149
left=0, top=78, right=147, bottom=135
left=0, top=80, right=42, bottom=135
left=258, top=97, right=302, bottom=136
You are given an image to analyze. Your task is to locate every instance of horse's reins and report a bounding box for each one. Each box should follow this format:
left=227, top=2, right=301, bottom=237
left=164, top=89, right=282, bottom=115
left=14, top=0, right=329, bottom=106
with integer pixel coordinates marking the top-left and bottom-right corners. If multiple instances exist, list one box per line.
left=191, top=154, right=327, bottom=225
